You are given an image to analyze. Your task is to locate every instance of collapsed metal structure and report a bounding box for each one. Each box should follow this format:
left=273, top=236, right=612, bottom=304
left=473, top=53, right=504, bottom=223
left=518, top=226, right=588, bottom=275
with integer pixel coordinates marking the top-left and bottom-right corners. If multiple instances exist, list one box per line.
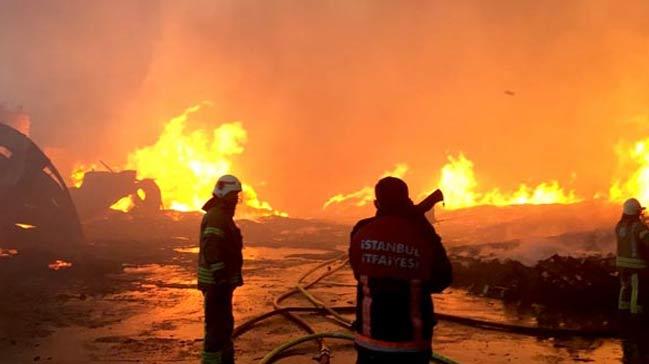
left=0, top=123, right=83, bottom=244
left=69, top=170, right=162, bottom=218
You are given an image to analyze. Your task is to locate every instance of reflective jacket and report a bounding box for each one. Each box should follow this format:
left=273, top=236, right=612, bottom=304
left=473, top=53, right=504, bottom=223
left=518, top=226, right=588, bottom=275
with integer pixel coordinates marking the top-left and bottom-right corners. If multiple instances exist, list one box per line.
left=616, top=218, right=649, bottom=271
left=349, top=205, right=452, bottom=353
left=197, top=198, right=243, bottom=290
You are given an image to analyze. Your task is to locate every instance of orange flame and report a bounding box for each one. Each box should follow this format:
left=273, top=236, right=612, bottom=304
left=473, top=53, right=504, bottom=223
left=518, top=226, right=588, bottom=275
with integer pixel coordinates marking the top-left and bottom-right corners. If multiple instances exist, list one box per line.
left=125, top=104, right=285, bottom=216
left=435, top=153, right=581, bottom=209
left=610, top=138, right=649, bottom=206
left=71, top=163, right=100, bottom=188
left=110, top=196, right=136, bottom=213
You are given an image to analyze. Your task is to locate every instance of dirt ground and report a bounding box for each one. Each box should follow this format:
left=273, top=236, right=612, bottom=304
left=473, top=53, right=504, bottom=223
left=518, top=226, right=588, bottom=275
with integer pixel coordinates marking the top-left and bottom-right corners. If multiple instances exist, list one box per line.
left=0, top=212, right=625, bottom=363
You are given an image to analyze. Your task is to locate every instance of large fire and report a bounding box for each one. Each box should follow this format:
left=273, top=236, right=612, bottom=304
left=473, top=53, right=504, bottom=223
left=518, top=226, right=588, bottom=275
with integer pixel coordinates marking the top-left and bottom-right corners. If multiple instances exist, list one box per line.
left=436, top=154, right=581, bottom=209
left=324, top=154, right=580, bottom=211
left=126, top=104, right=285, bottom=216
left=73, top=104, right=285, bottom=217
left=609, top=138, right=649, bottom=206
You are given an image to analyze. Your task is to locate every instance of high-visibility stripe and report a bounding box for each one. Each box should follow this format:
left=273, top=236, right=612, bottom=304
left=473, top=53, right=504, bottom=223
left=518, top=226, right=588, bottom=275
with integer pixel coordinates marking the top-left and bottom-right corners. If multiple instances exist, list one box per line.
left=631, top=273, right=643, bottom=314
left=201, top=351, right=222, bottom=364
left=410, top=280, right=424, bottom=344
left=355, top=334, right=430, bottom=353
left=209, top=262, right=225, bottom=271
left=619, top=278, right=631, bottom=311
left=616, top=256, right=649, bottom=269
left=197, top=267, right=217, bottom=284
left=360, top=275, right=372, bottom=336
left=198, top=264, right=224, bottom=274
left=203, top=227, right=225, bottom=238
left=198, top=272, right=215, bottom=279
left=198, top=276, right=216, bottom=284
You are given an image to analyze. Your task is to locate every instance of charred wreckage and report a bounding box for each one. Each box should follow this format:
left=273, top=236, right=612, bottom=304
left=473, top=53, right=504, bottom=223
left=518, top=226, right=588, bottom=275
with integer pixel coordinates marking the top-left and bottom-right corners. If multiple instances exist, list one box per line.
left=0, top=122, right=162, bottom=246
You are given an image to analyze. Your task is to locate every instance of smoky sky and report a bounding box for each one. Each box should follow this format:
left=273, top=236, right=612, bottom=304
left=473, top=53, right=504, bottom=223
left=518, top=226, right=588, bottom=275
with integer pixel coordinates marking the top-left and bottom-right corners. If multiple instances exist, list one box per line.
left=1, top=0, right=648, bottom=217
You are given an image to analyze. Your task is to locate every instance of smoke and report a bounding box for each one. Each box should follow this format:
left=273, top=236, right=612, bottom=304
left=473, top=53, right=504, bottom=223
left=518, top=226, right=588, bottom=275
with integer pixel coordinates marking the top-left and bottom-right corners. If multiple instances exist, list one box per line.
left=0, top=105, right=30, bottom=135
left=1, top=1, right=648, bottom=217
left=0, top=0, right=161, bottom=170
left=440, top=201, right=619, bottom=265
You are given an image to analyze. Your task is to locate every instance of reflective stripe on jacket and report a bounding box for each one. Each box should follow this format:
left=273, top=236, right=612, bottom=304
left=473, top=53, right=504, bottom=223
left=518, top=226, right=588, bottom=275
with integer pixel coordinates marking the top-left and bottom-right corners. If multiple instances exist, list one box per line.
left=197, top=200, right=243, bottom=289
left=616, top=220, right=649, bottom=270
left=616, top=218, right=649, bottom=315
left=349, top=207, right=452, bottom=353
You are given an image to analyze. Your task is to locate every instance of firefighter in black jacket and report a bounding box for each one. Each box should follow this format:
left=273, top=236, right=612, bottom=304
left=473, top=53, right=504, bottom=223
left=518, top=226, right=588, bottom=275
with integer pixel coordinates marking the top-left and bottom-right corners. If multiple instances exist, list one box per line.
left=198, top=175, right=244, bottom=364
left=349, top=177, right=452, bottom=364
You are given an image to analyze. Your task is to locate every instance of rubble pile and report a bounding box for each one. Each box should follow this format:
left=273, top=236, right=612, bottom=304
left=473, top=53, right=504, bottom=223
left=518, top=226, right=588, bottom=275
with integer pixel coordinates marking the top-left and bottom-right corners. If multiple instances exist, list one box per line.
left=452, top=254, right=618, bottom=312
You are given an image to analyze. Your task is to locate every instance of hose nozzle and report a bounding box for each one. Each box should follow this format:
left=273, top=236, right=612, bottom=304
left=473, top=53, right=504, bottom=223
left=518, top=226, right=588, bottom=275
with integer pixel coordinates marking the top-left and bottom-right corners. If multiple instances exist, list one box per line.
left=416, top=189, right=444, bottom=213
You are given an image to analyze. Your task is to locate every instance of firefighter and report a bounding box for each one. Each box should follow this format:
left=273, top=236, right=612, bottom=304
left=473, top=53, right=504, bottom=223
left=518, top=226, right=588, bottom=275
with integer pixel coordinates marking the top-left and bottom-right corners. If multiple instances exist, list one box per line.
left=616, top=198, right=649, bottom=315
left=198, top=175, right=244, bottom=364
left=616, top=198, right=649, bottom=363
left=349, top=177, right=452, bottom=364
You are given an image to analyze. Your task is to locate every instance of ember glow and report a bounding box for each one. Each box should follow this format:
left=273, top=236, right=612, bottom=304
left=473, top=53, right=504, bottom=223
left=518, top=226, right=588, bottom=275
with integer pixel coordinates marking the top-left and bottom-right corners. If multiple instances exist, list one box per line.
left=437, top=154, right=581, bottom=209
left=0, top=248, right=18, bottom=258
left=48, top=260, right=73, bottom=271
left=610, top=138, right=649, bottom=206
left=15, top=223, right=36, bottom=230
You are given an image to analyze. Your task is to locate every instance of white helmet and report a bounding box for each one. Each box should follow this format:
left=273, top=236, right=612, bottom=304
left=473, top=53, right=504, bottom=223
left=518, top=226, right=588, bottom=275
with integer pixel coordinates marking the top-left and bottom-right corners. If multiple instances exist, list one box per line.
left=213, top=175, right=242, bottom=198
left=623, top=198, right=645, bottom=216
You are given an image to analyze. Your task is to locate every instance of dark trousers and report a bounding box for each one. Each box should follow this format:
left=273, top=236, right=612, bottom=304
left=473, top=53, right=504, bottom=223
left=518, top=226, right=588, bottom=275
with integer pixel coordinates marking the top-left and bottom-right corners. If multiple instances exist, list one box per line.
left=621, top=316, right=649, bottom=364
left=356, top=345, right=430, bottom=364
left=203, top=285, right=234, bottom=364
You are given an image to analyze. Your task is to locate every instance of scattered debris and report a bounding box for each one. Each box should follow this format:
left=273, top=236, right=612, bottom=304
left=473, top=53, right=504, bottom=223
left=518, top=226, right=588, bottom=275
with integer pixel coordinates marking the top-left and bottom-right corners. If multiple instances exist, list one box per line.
left=0, top=248, right=18, bottom=257
left=48, top=260, right=73, bottom=271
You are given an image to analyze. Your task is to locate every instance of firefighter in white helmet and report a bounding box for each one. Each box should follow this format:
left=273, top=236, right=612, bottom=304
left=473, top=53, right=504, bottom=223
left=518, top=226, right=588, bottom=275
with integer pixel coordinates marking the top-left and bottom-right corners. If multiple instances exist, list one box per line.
left=198, top=175, right=244, bottom=364
left=617, top=198, right=649, bottom=314
left=616, top=198, right=649, bottom=362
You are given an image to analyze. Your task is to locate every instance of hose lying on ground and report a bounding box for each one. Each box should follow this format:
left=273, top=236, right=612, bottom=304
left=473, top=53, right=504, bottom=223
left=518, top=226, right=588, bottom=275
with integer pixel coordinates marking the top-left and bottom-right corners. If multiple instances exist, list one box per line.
left=233, top=254, right=616, bottom=363
left=259, top=332, right=459, bottom=364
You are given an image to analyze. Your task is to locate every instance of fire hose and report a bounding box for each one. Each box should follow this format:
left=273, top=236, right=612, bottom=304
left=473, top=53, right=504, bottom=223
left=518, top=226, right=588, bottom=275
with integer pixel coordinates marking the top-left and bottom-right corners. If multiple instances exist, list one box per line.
left=232, top=191, right=615, bottom=362
left=232, top=254, right=617, bottom=363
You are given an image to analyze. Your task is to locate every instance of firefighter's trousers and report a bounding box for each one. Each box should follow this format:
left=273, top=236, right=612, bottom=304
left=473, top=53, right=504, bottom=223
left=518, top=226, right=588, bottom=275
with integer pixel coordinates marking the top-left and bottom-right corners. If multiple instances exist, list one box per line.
left=202, top=285, right=234, bottom=364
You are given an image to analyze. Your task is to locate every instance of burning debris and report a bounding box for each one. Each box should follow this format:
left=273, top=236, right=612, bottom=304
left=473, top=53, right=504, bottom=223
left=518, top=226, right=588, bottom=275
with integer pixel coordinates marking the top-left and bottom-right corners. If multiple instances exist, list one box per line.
left=0, top=248, right=18, bottom=258
left=69, top=169, right=163, bottom=218
left=47, top=259, right=73, bottom=271
left=0, top=123, right=83, bottom=244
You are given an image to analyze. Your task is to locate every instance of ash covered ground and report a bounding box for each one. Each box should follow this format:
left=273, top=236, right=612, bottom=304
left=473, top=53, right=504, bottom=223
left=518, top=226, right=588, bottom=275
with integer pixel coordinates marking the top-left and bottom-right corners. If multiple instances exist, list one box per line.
left=0, top=201, right=626, bottom=363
